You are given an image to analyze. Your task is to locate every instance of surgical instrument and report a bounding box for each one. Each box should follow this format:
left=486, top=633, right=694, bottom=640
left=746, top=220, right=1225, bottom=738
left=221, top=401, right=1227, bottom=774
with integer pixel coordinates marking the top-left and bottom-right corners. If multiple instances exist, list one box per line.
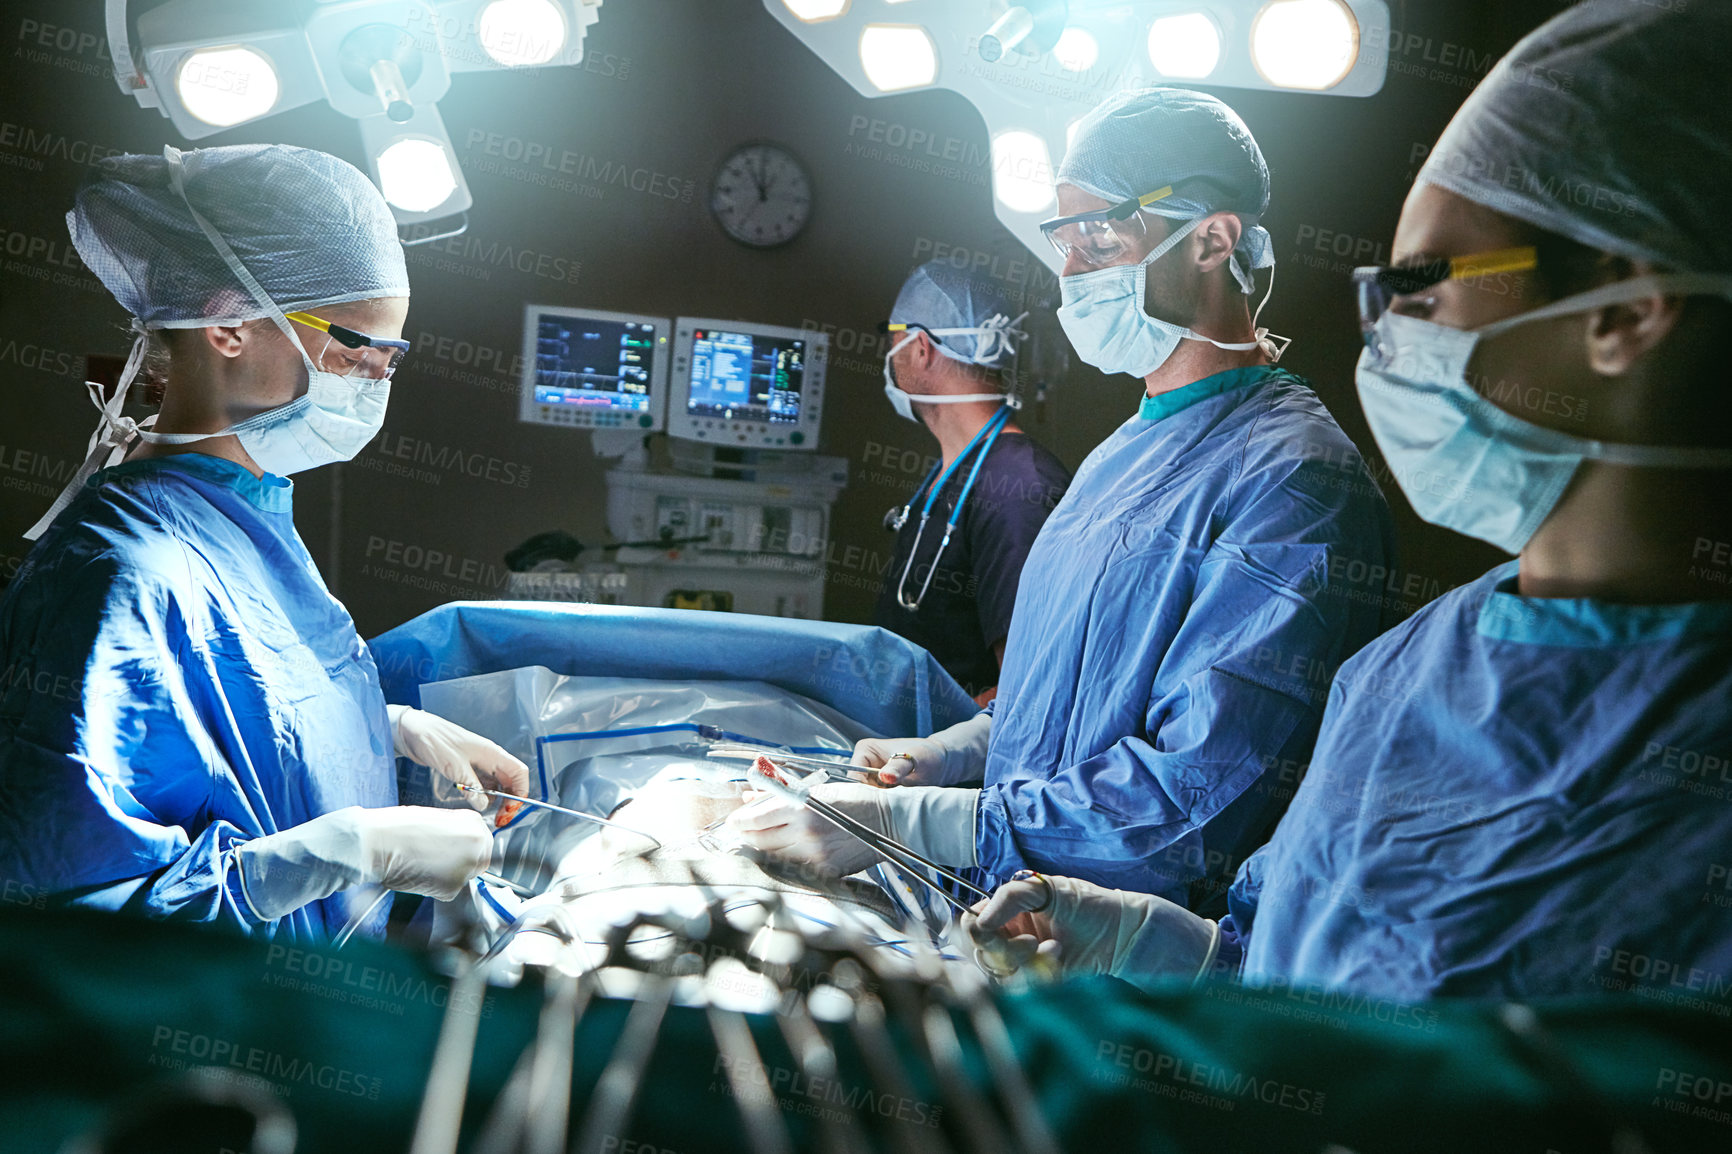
left=747, top=761, right=990, bottom=905
left=453, top=783, right=664, bottom=850
left=707, top=746, right=878, bottom=783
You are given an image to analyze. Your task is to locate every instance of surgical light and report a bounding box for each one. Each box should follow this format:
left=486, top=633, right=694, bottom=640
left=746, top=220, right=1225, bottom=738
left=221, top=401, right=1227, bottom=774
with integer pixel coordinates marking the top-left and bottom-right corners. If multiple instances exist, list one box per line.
left=479, top=0, right=567, bottom=67
left=761, top=0, right=1390, bottom=274
left=174, top=46, right=280, bottom=127
left=1147, top=13, right=1222, bottom=79
left=1251, top=0, right=1359, bottom=90
left=1052, top=27, right=1098, bottom=72
left=859, top=25, right=938, bottom=92
left=991, top=130, right=1055, bottom=214
left=377, top=137, right=459, bottom=213
left=110, top=0, right=606, bottom=237
left=783, top=0, right=850, bottom=21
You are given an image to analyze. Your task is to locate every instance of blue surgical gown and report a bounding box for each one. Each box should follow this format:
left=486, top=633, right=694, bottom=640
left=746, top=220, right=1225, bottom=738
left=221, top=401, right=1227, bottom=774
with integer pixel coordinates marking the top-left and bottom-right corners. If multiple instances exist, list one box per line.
left=1231, top=561, right=1732, bottom=999
left=0, top=454, right=395, bottom=939
left=977, top=367, right=1395, bottom=908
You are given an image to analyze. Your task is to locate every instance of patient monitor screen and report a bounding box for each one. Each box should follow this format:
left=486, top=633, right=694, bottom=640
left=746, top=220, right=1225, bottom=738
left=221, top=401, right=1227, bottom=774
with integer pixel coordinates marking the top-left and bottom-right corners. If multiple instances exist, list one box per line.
left=684, top=328, right=806, bottom=424
left=534, top=315, right=658, bottom=415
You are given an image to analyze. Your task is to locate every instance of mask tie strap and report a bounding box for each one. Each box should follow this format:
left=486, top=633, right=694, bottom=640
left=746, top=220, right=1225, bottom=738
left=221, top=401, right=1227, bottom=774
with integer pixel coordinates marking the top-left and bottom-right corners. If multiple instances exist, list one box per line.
left=23, top=322, right=153, bottom=541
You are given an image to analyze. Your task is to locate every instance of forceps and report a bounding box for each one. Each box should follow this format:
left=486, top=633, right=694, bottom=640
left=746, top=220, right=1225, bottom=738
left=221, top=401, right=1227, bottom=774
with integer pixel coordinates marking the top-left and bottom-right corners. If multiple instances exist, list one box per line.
left=706, top=746, right=878, bottom=783
left=743, top=761, right=991, bottom=915
left=452, top=783, right=663, bottom=850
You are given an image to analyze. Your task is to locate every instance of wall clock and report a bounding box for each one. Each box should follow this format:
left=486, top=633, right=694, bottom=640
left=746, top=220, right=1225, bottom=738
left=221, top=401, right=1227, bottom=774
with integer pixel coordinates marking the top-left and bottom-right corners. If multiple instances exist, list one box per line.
left=710, top=142, right=813, bottom=248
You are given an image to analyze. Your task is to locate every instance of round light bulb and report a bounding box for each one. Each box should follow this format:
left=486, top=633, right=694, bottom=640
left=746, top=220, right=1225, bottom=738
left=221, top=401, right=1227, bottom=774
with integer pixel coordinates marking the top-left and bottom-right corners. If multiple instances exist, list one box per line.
left=1053, top=27, right=1099, bottom=73
left=378, top=138, right=459, bottom=213
left=859, top=25, right=938, bottom=92
left=1147, top=13, right=1222, bottom=80
left=992, top=130, right=1056, bottom=215
left=175, top=46, right=280, bottom=127
left=1251, top=0, right=1360, bottom=90
left=479, top=0, right=568, bottom=68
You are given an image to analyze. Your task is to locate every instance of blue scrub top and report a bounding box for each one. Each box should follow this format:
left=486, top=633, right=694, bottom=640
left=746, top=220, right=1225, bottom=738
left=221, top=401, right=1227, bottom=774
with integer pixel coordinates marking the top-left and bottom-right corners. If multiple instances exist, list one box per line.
left=978, top=367, right=1396, bottom=909
left=0, top=454, right=395, bottom=939
left=1233, top=562, right=1732, bottom=999
left=873, top=431, right=1072, bottom=697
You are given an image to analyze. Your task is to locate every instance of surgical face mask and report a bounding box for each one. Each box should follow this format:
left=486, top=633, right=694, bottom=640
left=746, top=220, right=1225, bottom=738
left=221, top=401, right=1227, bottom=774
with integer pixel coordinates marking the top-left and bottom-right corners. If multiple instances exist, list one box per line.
left=1057, top=217, right=1279, bottom=379
left=881, top=330, right=1015, bottom=423
left=1355, top=272, right=1732, bottom=554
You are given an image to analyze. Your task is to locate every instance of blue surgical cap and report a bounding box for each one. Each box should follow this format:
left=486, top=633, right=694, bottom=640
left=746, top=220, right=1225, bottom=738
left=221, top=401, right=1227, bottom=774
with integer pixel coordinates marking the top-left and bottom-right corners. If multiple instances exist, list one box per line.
left=1058, top=87, right=1273, bottom=292
left=1420, top=3, right=1732, bottom=273
left=69, top=143, right=410, bottom=329
left=890, top=259, right=1025, bottom=369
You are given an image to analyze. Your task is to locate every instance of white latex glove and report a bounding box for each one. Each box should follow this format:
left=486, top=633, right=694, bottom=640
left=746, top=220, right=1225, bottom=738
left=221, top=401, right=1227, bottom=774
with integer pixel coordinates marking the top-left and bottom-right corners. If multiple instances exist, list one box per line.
left=726, top=782, right=981, bottom=877
left=390, top=706, right=530, bottom=825
left=853, top=712, right=992, bottom=786
left=726, top=781, right=891, bottom=877
left=232, top=806, right=494, bottom=921
left=962, top=874, right=1220, bottom=991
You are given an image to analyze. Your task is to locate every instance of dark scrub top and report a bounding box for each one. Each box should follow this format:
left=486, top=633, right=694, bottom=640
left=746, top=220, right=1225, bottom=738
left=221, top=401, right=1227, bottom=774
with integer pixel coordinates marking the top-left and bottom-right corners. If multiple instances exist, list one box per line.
left=873, top=431, right=1071, bottom=697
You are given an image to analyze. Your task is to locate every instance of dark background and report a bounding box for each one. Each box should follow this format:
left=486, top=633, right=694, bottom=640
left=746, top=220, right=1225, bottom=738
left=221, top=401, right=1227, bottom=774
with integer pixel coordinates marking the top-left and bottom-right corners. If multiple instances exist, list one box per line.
left=0, top=0, right=1579, bottom=639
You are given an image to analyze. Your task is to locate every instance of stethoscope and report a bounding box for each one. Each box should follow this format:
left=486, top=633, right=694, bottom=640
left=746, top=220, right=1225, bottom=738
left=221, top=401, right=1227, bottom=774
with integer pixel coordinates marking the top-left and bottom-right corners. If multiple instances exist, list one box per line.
left=883, top=403, right=1015, bottom=611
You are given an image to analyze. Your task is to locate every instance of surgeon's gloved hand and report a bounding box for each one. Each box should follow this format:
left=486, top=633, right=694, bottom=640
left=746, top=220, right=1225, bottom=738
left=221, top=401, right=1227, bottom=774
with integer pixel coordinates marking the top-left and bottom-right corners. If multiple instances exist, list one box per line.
left=726, top=782, right=891, bottom=878
left=390, top=706, right=530, bottom=827
left=853, top=712, right=992, bottom=787
left=232, top=806, right=494, bottom=922
left=728, top=781, right=981, bottom=879
left=962, top=874, right=1220, bottom=992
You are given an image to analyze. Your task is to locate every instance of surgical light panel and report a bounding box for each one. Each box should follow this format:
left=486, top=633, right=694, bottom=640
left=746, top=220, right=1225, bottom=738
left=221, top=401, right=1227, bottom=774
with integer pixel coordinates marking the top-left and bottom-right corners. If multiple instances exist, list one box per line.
left=991, top=130, right=1055, bottom=214
left=858, top=24, right=938, bottom=92
left=174, top=45, right=280, bottom=127
left=111, top=0, right=604, bottom=236
left=478, top=0, right=568, bottom=67
left=1251, top=0, right=1360, bottom=90
left=1147, top=13, right=1222, bottom=80
left=377, top=136, right=460, bottom=213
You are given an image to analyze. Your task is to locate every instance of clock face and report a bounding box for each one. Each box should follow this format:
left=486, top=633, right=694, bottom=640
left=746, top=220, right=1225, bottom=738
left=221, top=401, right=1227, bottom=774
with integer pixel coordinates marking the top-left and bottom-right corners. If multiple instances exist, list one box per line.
left=710, top=143, right=812, bottom=248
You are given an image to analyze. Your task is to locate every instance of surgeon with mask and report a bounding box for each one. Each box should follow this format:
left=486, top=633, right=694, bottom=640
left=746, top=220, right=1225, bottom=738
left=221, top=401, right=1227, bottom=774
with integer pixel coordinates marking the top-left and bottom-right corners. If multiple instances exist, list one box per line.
left=964, top=3, right=1732, bottom=1000
left=734, top=89, right=1395, bottom=913
left=0, top=145, right=528, bottom=940
left=875, top=260, right=1071, bottom=705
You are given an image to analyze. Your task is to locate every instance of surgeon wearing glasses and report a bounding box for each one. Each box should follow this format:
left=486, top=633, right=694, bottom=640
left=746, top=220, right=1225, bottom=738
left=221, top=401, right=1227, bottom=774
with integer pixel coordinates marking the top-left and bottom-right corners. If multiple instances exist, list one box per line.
left=0, top=144, right=527, bottom=941
left=734, top=89, right=1395, bottom=914
left=966, top=4, right=1732, bottom=1000
left=872, top=260, right=1072, bottom=706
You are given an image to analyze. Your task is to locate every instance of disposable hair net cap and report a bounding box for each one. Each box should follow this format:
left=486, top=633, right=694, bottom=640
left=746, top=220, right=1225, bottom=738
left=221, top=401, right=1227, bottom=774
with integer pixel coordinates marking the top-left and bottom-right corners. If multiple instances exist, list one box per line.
left=1058, top=87, right=1274, bottom=293
left=1418, top=4, right=1732, bottom=273
left=68, top=143, right=409, bottom=330
left=890, top=259, right=1027, bottom=368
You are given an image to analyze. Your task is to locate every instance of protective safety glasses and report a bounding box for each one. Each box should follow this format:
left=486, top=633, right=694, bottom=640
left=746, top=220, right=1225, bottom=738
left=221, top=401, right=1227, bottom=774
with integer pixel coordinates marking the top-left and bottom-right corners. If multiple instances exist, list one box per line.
left=1351, top=246, right=1538, bottom=342
left=285, top=310, right=411, bottom=380
left=879, top=320, right=944, bottom=346
left=1038, top=186, right=1178, bottom=266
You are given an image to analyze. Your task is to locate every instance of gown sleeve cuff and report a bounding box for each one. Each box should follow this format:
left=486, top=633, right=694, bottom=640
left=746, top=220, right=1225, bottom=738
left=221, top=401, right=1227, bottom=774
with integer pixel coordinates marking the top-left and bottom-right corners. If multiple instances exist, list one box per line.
left=386, top=704, right=413, bottom=758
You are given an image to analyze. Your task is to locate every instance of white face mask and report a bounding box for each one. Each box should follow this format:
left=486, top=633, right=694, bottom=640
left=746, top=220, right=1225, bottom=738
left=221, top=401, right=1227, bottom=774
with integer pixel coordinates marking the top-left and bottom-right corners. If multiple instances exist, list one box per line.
left=881, top=327, right=1019, bottom=423
left=1356, top=272, right=1732, bottom=554
left=1056, top=217, right=1285, bottom=379
left=140, top=362, right=392, bottom=477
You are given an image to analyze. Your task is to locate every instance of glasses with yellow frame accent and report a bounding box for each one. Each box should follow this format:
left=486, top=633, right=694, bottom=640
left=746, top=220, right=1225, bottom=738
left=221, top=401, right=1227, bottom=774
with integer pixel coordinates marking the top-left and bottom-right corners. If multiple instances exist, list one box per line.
left=1351, top=246, right=1540, bottom=343
left=285, top=311, right=411, bottom=380
left=1038, top=186, right=1183, bottom=267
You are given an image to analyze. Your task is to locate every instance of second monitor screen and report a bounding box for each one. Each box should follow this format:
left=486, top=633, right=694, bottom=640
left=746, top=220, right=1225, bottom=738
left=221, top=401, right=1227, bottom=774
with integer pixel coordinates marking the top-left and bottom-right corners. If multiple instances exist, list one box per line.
left=685, top=329, right=805, bottom=424
left=535, top=316, right=658, bottom=413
